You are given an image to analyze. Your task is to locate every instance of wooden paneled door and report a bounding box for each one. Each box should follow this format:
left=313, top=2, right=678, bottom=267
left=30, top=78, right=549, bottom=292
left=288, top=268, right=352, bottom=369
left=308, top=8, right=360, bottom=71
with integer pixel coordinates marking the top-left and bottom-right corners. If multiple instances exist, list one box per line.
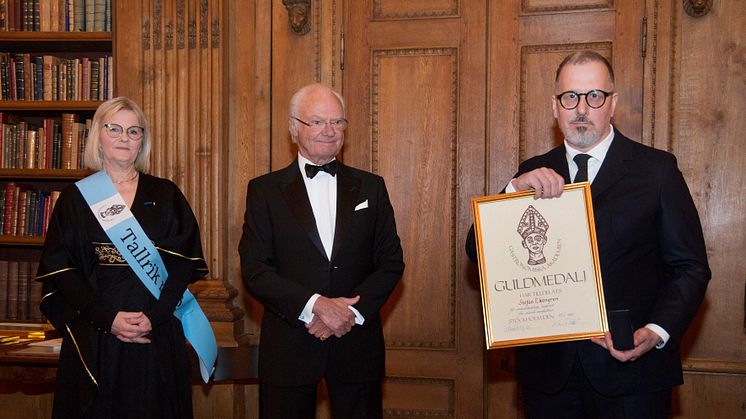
left=342, top=0, right=488, bottom=417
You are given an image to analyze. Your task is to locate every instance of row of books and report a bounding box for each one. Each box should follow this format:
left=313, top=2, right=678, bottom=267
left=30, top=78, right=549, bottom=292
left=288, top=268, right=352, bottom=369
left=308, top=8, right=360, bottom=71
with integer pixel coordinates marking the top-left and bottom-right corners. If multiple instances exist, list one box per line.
left=1, top=182, right=60, bottom=237
left=0, top=0, right=112, bottom=32
left=0, top=259, right=43, bottom=322
left=0, top=53, right=113, bottom=101
left=1, top=112, right=90, bottom=169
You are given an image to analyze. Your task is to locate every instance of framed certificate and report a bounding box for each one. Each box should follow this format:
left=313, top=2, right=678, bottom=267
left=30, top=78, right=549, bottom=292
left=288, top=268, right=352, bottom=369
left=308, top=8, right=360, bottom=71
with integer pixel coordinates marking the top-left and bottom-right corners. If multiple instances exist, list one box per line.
left=471, top=183, right=608, bottom=349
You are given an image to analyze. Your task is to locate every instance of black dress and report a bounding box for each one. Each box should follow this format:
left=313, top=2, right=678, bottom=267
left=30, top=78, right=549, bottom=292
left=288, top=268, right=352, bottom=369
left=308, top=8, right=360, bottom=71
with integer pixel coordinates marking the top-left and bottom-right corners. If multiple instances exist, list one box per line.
left=37, top=173, right=209, bottom=419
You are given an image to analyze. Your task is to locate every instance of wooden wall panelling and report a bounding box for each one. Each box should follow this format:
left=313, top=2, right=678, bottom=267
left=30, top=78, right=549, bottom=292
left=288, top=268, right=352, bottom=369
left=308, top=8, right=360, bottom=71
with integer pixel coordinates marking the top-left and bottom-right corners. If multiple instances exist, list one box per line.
left=225, top=0, right=271, bottom=341
left=134, top=0, right=224, bottom=282
left=677, top=370, right=746, bottom=418
left=270, top=0, right=341, bottom=171
left=372, top=47, right=458, bottom=349
left=643, top=1, right=746, bottom=416
left=343, top=0, right=487, bottom=417
left=114, top=1, right=143, bottom=103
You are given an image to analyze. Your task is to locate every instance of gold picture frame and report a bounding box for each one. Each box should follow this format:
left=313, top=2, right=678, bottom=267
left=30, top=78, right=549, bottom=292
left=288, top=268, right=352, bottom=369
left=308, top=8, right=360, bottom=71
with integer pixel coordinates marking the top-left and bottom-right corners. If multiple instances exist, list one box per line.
left=472, top=183, right=608, bottom=349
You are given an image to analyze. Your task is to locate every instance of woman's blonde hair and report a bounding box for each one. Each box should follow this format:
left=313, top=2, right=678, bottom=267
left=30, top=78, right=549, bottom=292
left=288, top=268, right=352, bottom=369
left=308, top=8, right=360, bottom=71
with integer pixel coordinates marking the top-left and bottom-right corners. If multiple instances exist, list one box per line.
left=84, top=96, right=151, bottom=172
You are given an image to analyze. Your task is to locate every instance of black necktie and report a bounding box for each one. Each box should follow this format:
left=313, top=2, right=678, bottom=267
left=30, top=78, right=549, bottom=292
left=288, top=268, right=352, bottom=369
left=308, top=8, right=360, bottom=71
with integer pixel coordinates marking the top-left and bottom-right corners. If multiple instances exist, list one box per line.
left=305, top=160, right=340, bottom=179
left=573, top=154, right=591, bottom=183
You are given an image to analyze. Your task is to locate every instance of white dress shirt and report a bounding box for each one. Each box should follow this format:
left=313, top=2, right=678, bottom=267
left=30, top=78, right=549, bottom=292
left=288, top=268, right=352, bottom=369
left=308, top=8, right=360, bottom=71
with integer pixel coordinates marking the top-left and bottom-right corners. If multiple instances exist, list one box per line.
left=295, top=154, right=364, bottom=326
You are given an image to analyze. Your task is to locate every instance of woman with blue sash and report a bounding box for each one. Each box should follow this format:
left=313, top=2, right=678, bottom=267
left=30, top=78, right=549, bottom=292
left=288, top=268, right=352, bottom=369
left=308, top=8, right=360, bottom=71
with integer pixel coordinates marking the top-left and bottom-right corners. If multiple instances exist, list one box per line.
left=36, top=97, right=213, bottom=419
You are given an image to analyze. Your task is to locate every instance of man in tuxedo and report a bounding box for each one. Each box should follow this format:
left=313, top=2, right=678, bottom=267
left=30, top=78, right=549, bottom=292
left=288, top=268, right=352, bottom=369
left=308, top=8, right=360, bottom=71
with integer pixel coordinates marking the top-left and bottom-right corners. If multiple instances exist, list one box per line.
left=239, top=83, right=404, bottom=418
left=466, top=51, right=710, bottom=418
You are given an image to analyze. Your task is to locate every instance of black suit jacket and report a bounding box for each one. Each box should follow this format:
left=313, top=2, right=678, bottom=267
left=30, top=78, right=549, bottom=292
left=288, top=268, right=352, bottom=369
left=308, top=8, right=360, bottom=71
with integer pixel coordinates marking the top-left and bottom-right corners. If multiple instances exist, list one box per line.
left=239, top=160, right=404, bottom=386
left=466, top=129, right=710, bottom=396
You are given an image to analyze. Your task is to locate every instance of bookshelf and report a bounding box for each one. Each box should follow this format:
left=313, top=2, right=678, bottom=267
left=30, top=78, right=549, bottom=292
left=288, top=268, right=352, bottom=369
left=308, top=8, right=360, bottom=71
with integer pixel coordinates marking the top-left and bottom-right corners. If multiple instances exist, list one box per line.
left=0, top=4, right=114, bottom=325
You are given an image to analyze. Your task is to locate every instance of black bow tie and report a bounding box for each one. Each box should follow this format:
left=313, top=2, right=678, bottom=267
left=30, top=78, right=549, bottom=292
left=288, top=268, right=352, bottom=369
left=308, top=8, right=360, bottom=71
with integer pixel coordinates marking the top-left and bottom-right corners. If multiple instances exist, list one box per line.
left=304, top=160, right=340, bottom=179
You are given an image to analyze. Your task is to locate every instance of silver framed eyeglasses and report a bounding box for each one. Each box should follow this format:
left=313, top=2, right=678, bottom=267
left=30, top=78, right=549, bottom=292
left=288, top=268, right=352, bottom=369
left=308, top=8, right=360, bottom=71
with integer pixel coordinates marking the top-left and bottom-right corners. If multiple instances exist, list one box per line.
left=291, top=116, right=348, bottom=131
left=556, top=90, right=614, bottom=110
left=103, top=123, right=145, bottom=140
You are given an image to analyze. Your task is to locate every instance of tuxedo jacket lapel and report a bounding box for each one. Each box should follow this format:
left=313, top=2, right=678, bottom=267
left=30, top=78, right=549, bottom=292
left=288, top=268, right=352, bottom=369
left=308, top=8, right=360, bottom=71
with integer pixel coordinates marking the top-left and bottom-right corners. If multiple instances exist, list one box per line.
left=331, top=165, right=360, bottom=261
left=279, top=161, right=328, bottom=260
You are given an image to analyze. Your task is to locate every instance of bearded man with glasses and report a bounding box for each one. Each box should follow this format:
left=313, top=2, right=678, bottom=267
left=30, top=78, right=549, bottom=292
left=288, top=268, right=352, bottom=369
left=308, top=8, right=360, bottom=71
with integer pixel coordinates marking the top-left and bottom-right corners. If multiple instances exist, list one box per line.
left=466, top=51, right=710, bottom=418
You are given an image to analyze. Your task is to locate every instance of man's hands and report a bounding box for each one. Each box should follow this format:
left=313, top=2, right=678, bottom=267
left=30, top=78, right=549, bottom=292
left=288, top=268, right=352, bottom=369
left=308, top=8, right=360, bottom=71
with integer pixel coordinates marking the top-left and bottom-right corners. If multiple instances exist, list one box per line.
left=512, top=168, right=565, bottom=199
left=111, top=311, right=152, bottom=344
left=306, top=295, right=360, bottom=341
left=590, top=328, right=661, bottom=362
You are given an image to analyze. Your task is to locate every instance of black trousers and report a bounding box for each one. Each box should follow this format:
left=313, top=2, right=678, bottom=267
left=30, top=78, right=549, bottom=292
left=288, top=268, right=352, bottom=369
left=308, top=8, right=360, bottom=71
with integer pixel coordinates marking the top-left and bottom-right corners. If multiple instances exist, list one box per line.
left=259, top=376, right=382, bottom=419
left=523, top=356, right=672, bottom=419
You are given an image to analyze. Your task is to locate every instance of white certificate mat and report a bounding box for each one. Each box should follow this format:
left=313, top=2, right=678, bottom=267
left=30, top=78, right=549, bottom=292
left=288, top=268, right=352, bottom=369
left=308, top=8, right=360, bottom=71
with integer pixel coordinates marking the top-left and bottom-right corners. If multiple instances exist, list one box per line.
left=472, top=183, right=608, bottom=349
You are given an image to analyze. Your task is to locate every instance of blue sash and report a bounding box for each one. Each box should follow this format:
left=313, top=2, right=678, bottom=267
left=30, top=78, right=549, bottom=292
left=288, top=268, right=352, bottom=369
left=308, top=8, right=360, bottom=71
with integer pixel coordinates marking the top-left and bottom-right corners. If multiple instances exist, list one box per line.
left=76, top=171, right=216, bottom=383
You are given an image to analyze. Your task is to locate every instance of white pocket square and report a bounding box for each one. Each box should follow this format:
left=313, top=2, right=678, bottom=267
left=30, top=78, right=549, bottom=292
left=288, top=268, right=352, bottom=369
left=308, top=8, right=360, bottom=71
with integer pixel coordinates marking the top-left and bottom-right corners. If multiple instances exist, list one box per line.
left=354, top=200, right=369, bottom=211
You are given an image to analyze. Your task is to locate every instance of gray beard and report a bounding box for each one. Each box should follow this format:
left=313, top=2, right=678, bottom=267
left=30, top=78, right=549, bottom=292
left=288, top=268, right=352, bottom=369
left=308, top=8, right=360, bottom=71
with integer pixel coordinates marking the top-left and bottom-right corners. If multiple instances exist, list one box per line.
left=565, top=123, right=600, bottom=149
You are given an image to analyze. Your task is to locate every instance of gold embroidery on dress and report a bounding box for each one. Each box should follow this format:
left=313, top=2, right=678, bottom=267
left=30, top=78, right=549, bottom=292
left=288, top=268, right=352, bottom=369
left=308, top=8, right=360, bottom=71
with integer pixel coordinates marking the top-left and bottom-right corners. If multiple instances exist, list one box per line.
left=94, top=243, right=126, bottom=263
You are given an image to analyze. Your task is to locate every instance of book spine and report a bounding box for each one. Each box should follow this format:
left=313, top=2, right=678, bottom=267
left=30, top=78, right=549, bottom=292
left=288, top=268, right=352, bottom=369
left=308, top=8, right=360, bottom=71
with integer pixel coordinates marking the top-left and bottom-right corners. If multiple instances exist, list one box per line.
left=33, top=0, right=39, bottom=31
left=89, top=59, right=98, bottom=101
left=0, top=260, right=7, bottom=320
left=25, top=129, right=36, bottom=169
left=92, top=0, right=102, bottom=32
left=26, top=189, right=36, bottom=236
left=22, top=0, right=30, bottom=31
left=16, top=260, right=28, bottom=320
left=39, top=0, right=50, bottom=32
left=0, top=182, right=5, bottom=233
left=13, top=54, right=24, bottom=101
left=49, top=0, right=58, bottom=31
left=107, top=55, right=112, bottom=99
left=29, top=261, right=42, bottom=321
left=34, top=190, right=43, bottom=236
left=0, top=0, right=7, bottom=31
left=34, top=55, right=43, bottom=100
left=73, top=57, right=80, bottom=100
left=83, top=0, right=92, bottom=32
left=70, top=121, right=80, bottom=168
left=43, top=55, right=53, bottom=101
left=81, top=56, right=88, bottom=100
left=51, top=121, right=60, bottom=168
left=16, top=188, right=27, bottom=237
left=0, top=53, right=9, bottom=101
left=72, top=0, right=82, bottom=31
left=23, top=53, right=31, bottom=100
left=61, top=0, right=68, bottom=31
left=6, top=260, right=17, bottom=320
left=51, top=62, right=58, bottom=101
left=60, top=112, right=76, bottom=168
left=2, top=182, right=13, bottom=235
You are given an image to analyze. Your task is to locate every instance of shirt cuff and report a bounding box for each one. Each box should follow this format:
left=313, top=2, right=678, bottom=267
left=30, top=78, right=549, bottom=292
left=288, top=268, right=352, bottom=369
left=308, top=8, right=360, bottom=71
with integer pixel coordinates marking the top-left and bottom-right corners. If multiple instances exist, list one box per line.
left=348, top=306, right=365, bottom=325
left=299, top=293, right=321, bottom=324
left=505, top=179, right=517, bottom=193
left=645, top=323, right=670, bottom=349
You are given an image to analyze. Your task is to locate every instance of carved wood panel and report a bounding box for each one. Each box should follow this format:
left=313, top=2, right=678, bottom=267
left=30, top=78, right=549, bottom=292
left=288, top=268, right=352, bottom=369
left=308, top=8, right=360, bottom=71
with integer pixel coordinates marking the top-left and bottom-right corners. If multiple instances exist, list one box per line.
left=343, top=0, right=487, bottom=417
left=371, top=48, right=458, bottom=349
left=118, top=0, right=225, bottom=281
left=648, top=0, right=746, bottom=375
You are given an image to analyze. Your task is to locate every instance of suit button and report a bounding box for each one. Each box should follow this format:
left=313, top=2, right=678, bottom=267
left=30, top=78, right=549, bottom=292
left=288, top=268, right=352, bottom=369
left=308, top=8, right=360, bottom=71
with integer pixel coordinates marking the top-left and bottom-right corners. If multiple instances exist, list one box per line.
left=332, top=265, right=339, bottom=270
